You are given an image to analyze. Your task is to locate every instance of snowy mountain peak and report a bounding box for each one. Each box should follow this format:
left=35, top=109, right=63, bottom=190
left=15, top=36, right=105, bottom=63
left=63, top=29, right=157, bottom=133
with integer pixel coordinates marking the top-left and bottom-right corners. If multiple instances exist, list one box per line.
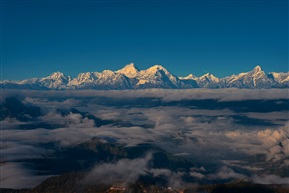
left=145, top=65, right=167, bottom=73
left=252, top=65, right=262, bottom=73
left=199, top=73, right=219, bottom=83
left=124, top=63, right=137, bottom=69
left=117, top=63, right=139, bottom=78
left=249, top=65, right=266, bottom=80
left=102, top=70, right=115, bottom=75
left=180, top=74, right=197, bottom=80
left=203, top=72, right=212, bottom=76
left=201, top=73, right=218, bottom=79
left=150, top=64, right=166, bottom=69
left=48, top=71, right=67, bottom=80
left=76, top=72, right=97, bottom=82
left=268, top=72, right=289, bottom=83
left=1, top=64, right=288, bottom=89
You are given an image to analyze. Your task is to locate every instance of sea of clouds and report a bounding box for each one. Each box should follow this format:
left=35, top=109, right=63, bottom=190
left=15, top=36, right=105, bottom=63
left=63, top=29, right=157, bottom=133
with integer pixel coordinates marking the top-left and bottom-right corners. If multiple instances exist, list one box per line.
left=1, top=89, right=289, bottom=188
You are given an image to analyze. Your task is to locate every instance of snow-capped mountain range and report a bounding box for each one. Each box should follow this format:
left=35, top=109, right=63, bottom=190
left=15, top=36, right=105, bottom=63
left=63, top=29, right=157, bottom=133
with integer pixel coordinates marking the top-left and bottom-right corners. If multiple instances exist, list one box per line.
left=1, top=63, right=288, bottom=89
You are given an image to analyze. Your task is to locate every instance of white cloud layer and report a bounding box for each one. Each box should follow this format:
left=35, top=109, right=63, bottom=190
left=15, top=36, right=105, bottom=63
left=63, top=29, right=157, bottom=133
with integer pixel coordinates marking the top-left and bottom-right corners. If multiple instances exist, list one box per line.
left=0, top=163, right=52, bottom=189
left=84, top=154, right=152, bottom=184
left=1, top=88, right=289, bottom=102
left=252, top=175, right=289, bottom=184
left=1, top=89, right=289, bottom=188
left=257, top=123, right=289, bottom=163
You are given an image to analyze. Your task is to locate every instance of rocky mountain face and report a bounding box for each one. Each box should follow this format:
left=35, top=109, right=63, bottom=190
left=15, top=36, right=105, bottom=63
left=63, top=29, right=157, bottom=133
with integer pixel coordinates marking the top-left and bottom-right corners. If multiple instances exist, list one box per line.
left=219, top=66, right=276, bottom=89
left=2, top=177, right=287, bottom=193
left=1, top=64, right=288, bottom=89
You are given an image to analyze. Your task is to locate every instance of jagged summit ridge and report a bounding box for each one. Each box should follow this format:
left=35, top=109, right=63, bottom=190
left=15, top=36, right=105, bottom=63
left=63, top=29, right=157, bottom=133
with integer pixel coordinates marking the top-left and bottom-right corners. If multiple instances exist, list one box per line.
left=253, top=65, right=262, bottom=72
left=179, top=74, right=197, bottom=80
left=1, top=64, right=288, bottom=89
left=117, top=63, right=139, bottom=78
left=218, top=65, right=271, bottom=88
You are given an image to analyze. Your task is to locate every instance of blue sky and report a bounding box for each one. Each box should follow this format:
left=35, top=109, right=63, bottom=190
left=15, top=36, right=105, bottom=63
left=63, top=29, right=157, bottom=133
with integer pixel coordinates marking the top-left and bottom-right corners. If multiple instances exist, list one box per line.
left=1, top=0, right=288, bottom=80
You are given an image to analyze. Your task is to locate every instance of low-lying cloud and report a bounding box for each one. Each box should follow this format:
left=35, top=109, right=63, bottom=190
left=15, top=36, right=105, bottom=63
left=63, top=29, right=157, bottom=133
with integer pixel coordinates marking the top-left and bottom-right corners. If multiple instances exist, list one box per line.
left=1, top=89, right=289, bottom=188
left=257, top=123, right=289, bottom=164
left=209, top=166, right=247, bottom=180
left=84, top=154, right=152, bottom=185
left=252, top=175, right=289, bottom=184
left=1, top=89, right=288, bottom=102
left=0, top=163, right=52, bottom=189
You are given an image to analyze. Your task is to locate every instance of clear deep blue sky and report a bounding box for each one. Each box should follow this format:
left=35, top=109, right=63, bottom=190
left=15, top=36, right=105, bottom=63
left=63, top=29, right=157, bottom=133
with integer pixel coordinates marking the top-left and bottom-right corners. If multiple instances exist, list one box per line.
left=1, top=0, right=288, bottom=80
